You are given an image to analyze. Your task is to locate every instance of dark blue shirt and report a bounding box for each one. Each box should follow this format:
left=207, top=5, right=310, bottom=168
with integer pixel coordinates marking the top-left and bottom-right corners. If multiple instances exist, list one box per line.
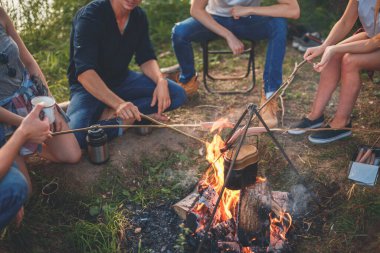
left=67, top=0, right=156, bottom=87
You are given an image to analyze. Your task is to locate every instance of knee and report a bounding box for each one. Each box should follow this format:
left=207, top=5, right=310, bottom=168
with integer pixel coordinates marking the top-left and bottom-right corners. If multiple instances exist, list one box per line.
left=171, top=22, right=189, bottom=44
left=270, top=18, right=288, bottom=39
left=62, top=150, right=82, bottom=164
left=169, top=82, right=187, bottom=108
left=9, top=180, right=28, bottom=205
left=176, top=86, right=187, bottom=106
left=2, top=168, right=29, bottom=206
left=341, top=53, right=360, bottom=72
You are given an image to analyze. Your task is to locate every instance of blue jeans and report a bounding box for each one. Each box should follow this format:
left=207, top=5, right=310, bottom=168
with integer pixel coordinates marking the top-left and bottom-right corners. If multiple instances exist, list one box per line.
left=67, top=71, right=187, bottom=148
left=172, top=15, right=287, bottom=93
left=0, top=162, right=28, bottom=230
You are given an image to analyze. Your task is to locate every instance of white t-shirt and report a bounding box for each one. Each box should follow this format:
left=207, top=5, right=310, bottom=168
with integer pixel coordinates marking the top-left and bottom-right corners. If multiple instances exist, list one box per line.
left=358, top=0, right=380, bottom=37
left=206, top=0, right=262, bottom=17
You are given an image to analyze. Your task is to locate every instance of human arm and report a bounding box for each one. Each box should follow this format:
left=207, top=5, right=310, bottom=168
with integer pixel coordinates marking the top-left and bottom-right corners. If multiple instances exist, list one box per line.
left=304, top=0, right=359, bottom=62
left=0, top=107, right=23, bottom=126
left=0, top=104, right=50, bottom=180
left=231, top=0, right=300, bottom=20
left=314, top=34, right=380, bottom=72
left=0, top=8, right=49, bottom=90
left=140, top=60, right=171, bottom=115
left=77, top=70, right=141, bottom=121
left=190, top=0, right=244, bottom=54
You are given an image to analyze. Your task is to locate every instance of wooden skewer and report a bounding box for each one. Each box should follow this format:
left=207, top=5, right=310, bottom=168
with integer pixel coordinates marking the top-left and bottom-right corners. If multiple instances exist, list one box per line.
left=355, top=148, right=365, bottom=162
left=359, top=149, right=372, bottom=163
left=369, top=153, right=376, bottom=165
left=358, top=136, right=380, bottom=163
left=139, top=114, right=207, bottom=144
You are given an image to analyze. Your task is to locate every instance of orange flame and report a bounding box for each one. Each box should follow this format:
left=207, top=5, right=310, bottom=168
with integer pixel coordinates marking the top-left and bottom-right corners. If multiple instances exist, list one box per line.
left=242, top=247, right=254, bottom=253
left=193, top=134, right=240, bottom=227
left=192, top=120, right=292, bottom=248
left=269, top=211, right=292, bottom=241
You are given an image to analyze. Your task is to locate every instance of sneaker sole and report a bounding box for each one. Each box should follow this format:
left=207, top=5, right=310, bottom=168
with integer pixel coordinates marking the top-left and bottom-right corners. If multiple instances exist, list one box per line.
left=288, top=122, right=324, bottom=135
left=308, top=131, right=352, bottom=144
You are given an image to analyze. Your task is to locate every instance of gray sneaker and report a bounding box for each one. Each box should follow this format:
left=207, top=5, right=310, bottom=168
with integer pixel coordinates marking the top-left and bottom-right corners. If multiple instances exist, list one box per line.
left=308, top=123, right=352, bottom=144
left=288, top=115, right=324, bottom=135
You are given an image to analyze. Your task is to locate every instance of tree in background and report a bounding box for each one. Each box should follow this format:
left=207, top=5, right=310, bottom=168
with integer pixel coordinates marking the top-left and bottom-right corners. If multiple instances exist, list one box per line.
left=1, top=0, right=351, bottom=102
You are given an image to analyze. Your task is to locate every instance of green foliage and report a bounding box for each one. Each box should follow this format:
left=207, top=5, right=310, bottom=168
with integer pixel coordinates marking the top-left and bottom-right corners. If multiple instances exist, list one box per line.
left=68, top=205, right=128, bottom=253
left=142, top=0, right=190, bottom=49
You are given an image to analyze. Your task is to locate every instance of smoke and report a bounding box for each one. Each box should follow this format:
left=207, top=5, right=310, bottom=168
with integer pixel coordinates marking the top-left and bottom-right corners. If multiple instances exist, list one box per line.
left=289, top=184, right=312, bottom=216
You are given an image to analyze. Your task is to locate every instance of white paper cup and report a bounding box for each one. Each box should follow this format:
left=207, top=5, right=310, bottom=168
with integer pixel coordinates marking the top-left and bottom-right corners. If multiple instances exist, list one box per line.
left=31, top=96, right=56, bottom=123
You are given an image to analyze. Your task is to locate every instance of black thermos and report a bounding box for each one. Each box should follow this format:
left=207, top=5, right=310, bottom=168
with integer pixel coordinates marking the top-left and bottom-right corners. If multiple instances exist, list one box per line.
left=86, top=126, right=109, bottom=164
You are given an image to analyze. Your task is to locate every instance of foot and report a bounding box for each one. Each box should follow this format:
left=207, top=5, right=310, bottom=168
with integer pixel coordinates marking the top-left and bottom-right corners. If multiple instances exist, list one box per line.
left=259, top=94, right=278, bottom=128
left=288, top=115, right=324, bottom=135
left=308, top=122, right=352, bottom=144
left=177, top=74, right=199, bottom=97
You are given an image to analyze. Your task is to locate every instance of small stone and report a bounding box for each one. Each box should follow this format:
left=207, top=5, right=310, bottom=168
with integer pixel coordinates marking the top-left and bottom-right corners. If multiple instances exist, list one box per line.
left=134, top=227, right=142, bottom=234
left=161, top=246, right=167, bottom=252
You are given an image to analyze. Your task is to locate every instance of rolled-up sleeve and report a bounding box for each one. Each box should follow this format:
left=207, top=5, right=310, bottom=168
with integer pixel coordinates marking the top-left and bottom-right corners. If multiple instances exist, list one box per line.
left=73, top=15, right=101, bottom=77
left=135, top=11, right=156, bottom=66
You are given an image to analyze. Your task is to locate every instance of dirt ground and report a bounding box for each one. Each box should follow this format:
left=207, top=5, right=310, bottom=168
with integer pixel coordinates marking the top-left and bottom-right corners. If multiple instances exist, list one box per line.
left=2, top=44, right=380, bottom=253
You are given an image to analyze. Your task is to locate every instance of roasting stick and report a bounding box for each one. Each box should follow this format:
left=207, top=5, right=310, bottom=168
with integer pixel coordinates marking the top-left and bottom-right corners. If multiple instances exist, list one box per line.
left=52, top=124, right=380, bottom=139
left=52, top=113, right=207, bottom=144
left=52, top=124, right=202, bottom=136
left=139, top=114, right=206, bottom=144
left=252, top=59, right=307, bottom=121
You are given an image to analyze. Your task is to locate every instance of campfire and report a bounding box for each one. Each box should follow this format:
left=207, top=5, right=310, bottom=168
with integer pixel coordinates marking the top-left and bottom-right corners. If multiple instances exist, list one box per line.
left=174, top=129, right=294, bottom=253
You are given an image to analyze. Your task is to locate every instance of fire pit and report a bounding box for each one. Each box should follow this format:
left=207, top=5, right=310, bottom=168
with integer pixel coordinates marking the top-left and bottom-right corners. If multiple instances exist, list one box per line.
left=173, top=104, right=313, bottom=253
left=173, top=134, right=293, bottom=253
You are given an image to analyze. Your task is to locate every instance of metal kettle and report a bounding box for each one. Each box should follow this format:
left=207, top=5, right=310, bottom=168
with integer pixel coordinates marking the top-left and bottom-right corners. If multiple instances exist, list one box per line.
left=86, top=126, right=109, bottom=164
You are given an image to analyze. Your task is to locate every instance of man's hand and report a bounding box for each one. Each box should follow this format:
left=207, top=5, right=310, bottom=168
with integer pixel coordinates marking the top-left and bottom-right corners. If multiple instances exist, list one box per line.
left=18, top=104, right=51, bottom=144
left=231, top=6, right=251, bottom=19
left=151, top=78, right=171, bottom=115
left=116, top=102, right=141, bottom=121
left=226, top=33, right=244, bottom=55
left=303, top=45, right=326, bottom=62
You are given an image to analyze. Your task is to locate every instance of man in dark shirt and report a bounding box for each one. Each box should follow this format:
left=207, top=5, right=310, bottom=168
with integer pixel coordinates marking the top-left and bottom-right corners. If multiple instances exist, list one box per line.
left=67, top=0, right=187, bottom=148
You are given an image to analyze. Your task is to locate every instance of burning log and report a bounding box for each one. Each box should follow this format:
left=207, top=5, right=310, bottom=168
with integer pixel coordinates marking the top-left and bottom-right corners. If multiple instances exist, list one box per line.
left=237, top=180, right=292, bottom=248
left=217, top=241, right=241, bottom=253
left=210, top=218, right=236, bottom=239
left=172, top=191, right=199, bottom=220
left=238, top=180, right=269, bottom=236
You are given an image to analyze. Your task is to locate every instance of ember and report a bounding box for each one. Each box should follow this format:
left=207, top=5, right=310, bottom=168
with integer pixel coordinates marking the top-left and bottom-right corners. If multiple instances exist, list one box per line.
left=175, top=131, right=294, bottom=252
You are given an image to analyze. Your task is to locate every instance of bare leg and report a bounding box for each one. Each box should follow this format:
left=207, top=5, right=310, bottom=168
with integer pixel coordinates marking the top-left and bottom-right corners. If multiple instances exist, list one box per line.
left=330, top=50, right=380, bottom=127
left=308, top=53, right=344, bottom=120
left=41, top=113, right=82, bottom=163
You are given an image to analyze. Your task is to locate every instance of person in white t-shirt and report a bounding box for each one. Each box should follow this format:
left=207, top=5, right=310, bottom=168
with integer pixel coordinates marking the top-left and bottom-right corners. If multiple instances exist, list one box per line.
left=172, top=0, right=300, bottom=128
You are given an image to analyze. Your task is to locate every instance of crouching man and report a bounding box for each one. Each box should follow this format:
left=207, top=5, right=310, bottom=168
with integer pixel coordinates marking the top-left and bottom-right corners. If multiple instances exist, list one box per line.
left=67, top=0, right=187, bottom=148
